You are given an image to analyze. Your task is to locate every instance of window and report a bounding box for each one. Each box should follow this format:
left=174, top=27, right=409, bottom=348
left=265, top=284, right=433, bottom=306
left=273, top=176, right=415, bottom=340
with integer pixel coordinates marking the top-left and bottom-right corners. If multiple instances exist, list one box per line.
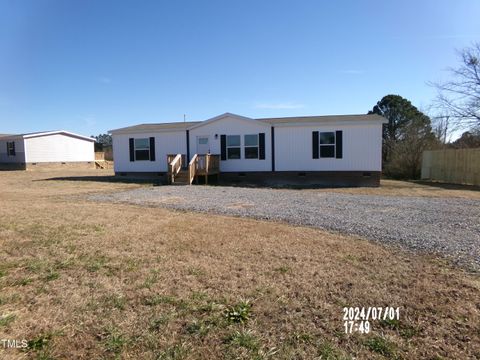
left=198, top=137, right=208, bottom=145
left=7, top=141, right=15, bottom=156
left=134, top=138, right=150, bottom=160
left=320, top=132, right=335, bottom=158
left=226, top=135, right=241, bottom=159
left=244, top=134, right=259, bottom=159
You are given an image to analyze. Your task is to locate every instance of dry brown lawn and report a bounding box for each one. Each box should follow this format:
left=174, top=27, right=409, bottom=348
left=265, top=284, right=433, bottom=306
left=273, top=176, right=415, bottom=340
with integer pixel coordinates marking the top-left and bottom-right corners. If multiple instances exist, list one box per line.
left=313, top=179, right=480, bottom=199
left=0, top=169, right=479, bottom=359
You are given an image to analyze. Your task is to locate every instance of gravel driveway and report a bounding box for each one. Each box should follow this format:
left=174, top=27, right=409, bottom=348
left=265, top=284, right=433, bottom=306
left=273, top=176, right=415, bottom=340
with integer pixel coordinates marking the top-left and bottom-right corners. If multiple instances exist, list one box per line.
left=91, top=186, right=480, bottom=271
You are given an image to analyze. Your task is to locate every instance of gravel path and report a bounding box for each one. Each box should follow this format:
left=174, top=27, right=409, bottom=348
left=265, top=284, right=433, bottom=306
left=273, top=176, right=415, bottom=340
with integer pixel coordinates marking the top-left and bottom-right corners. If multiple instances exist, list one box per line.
left=91, top=186, right=480, bottom=271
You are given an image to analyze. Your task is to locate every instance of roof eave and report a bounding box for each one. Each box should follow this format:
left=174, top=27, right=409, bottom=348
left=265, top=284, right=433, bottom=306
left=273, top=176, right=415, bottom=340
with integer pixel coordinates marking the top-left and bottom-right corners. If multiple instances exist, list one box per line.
left=23, top=131, right=95, bottom=142
left=187, top=112, right=270, bottom=131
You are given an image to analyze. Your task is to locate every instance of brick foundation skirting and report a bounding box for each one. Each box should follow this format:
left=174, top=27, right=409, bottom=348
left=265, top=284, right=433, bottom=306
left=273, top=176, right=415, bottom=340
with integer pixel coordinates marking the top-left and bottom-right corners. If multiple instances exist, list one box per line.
left=218, top=171, right=381, bottom=187
left=115, top=171, right=381, bottom=187
left=0, top=163, right=27, bottom=170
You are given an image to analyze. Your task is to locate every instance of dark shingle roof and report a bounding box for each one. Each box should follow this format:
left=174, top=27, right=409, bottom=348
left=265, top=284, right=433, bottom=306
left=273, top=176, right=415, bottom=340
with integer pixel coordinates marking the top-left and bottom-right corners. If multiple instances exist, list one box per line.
left=258, top=113, right=386, bottom=124
left=109, top=121, right=201, bottom=134
left=109, top=113, right=387, bottom=134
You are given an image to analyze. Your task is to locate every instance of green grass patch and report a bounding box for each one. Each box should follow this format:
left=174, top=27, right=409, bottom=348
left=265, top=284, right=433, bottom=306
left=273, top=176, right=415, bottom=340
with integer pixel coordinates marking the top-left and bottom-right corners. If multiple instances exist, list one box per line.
left=104, top=294, right=127, bottom=310
left=143, top=294, right=188, bottom=309
left=380, top=318, right=400, bottom=330
left=53, top=258, right=75, bottom=270
left=317, top=340, right=349, bottom=360
left=400, top=325, right=419, bottom=339
left=16, top=277, right=33, bottom=286
left=156, top=343, right=190, bottom=360
left=149, top=314, right=173, bottom=332
left=344, top=254, right=360, bottom=263
left=274, top=265, right=290, bottom=274
left=187, top=266, right=205, bottom=276
left=141, top=269, right=159, bottom=289
left=225, top=329, right=259, bottom=352
left=0, top=293, right=21, bottom=306
left=191, top=301, right=219, bottom=315
left=83, top=255, right=108, bottom=273
left=364, top=336, right=396, bottom=357
left=183, top=319, right=215, bottom=337
left=92, top=224, right=105, bottom=233
left=124, top=258, right=140, bottom=272
left=189, top=291, right=208, bottom=302
left=26, top=259, right=48, bottom=273
left=289, top=331, right=313, bottom=345
left=27, top=332, right=54, bottom=351
left=0, top=313, right=16, bottom=327
left=0, top=221, right=20, bottom=232
left=43, top=269, right=60, bottom=282
left=188, top=291, right=222, bottom=314
left=103, top=328, right=127, bottom=355
left=380, top=318, right=419, bottom=339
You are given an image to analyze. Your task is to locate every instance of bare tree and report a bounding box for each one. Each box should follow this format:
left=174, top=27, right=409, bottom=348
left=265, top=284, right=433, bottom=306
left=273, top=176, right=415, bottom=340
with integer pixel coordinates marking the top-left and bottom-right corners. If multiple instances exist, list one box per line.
left=431, top=114, right=454, bottom=145
left=431, top=43, right=480, bottom=129
left=420, top=105, right=453, bottom=146
left=384, top=118, right=437, bottom=179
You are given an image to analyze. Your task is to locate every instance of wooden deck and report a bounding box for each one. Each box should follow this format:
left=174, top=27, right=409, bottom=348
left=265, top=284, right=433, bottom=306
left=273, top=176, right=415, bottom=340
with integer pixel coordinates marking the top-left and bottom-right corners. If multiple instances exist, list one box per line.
left=94, top=152, right=113, bottom=169
left=167, top=153, right=220, bottom=185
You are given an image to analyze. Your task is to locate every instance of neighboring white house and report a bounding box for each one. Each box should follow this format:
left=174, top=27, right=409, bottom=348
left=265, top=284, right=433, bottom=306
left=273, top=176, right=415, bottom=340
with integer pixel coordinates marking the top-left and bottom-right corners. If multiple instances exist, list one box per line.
left=0, top=130, right=95, bottom=170
left=109, top=113, right=387, bottom=186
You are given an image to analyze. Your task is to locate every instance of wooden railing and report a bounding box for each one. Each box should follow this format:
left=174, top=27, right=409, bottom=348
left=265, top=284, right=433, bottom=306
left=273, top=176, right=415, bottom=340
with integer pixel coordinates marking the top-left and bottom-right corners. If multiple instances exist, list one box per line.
left=196, top=154, right=220, bottom=184
left=197, top=154, right=220, bottom=173
left=188, top=154, right=198, bottom=185
left=167, top=154, right=176, bottom=166
left=95, top=152, right=105, bottom=161
left=168, top=154, right=182, bottom=184
left=205, top=154, right=220, bottom=173
left=167, top=153, right=220, bottom=185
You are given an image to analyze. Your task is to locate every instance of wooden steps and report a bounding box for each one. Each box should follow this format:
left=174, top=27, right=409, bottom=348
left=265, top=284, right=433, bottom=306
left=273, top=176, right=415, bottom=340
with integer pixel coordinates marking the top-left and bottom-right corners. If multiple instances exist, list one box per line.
left=171, top=169, right=190, bottom=185
left=95, top=160, right=113, bottom=169
left=168, top=153, right=220, bottom=185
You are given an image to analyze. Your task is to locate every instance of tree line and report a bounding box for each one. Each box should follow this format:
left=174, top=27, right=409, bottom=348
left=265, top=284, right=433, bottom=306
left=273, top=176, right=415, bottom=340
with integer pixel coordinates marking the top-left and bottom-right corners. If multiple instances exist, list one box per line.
left=89, top=43, right=480, bottom=180
left=369, top=43, right=480, bottom=179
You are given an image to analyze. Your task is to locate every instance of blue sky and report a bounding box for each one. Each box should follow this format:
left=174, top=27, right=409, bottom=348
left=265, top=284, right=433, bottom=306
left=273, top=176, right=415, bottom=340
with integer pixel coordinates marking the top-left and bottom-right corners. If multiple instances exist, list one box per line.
left=0, top=0, right=479, bottom=136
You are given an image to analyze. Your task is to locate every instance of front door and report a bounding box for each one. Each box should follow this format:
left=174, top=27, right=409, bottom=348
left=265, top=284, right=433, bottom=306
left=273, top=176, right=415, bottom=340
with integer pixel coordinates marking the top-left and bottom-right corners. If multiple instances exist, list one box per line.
left=196, top=136, right=210, bottom=155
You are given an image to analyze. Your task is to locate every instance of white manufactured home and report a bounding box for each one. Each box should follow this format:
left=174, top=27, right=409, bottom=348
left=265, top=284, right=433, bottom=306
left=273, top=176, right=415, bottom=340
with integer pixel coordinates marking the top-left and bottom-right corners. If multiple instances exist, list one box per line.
left=110, top=113, right=387, bottom=186
left=0, top=130, right=95, bottom=170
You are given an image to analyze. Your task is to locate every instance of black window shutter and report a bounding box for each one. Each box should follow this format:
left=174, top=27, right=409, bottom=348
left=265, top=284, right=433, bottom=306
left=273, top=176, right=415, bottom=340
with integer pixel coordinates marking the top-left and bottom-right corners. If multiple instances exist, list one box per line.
left=335, top=130, right=343, bottom=159
left=220, top=135, right=226, bottom=160
left=258, top=133, right=265, bottom=160
left=12, top=142, right=15, bottom=155
left=129, top=138, right=135, bottom=162
left=312, top=131, right=319, bottom=159
left=186, top=130, right=190, bottom=162
left=149, top=137, right=156, bottom=161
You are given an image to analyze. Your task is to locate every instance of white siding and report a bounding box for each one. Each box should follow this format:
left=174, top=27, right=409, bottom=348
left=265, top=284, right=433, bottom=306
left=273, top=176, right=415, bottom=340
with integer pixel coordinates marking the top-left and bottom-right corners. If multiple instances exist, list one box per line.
left=274, top=123, right=382, bottom=171
left=113, top=131, right=187, bottom=173
left=189, top=115, right=272, bottom=172
left=110, top=115, right=384, bottom=174
left=0, top=137, right=26, bottom=163
left=24, top=134, right=94, bottom=163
